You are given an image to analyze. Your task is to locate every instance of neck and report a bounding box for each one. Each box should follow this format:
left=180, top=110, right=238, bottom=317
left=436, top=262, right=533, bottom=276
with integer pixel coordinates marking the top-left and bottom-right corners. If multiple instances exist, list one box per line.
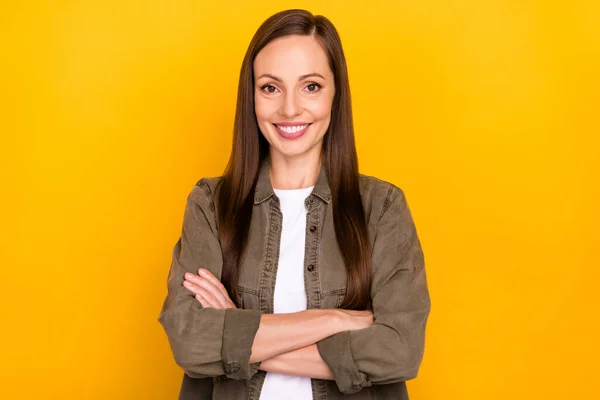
left=268, top=149, right=322, bottom=190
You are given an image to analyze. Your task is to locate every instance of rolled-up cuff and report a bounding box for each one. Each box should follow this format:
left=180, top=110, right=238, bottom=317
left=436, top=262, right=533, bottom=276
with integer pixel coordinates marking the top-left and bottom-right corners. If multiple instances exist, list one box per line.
left=317, top=331, right=372, bottom=394
left=221, top=308, right=263, bottom=380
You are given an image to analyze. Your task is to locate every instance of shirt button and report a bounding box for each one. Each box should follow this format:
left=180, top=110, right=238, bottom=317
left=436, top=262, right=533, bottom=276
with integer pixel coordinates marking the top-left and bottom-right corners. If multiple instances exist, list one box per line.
left=309, top=225, right=317, bottom=233
left=307, top=264, right=315, bottom=272
left=308, top=198, right=315, bottom=204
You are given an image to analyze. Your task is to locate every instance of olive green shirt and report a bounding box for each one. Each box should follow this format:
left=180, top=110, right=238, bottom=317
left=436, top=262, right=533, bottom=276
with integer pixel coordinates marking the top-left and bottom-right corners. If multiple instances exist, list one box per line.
left=158, top=157, right=431, bottom=399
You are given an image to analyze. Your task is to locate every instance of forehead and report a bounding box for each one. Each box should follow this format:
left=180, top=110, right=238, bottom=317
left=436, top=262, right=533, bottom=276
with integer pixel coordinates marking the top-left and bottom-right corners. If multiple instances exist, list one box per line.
left=253, top=34, right=332, bottom=78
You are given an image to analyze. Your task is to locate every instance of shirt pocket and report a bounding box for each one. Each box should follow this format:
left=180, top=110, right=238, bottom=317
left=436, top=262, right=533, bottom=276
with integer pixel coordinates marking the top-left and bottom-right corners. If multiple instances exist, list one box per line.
left=237, top=285, right=260, bottom=310
left=320, top=287, right=347, bottom=309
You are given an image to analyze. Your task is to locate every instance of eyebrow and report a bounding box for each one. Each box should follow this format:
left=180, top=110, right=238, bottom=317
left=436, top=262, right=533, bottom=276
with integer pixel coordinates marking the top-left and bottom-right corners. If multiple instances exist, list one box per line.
left=256, top=73, right=325, bottom=82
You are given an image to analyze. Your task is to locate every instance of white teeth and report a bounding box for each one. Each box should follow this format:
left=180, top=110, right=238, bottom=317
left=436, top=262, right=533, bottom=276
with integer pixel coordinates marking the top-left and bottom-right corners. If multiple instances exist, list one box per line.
left=276, top=124, right=308, bottom=133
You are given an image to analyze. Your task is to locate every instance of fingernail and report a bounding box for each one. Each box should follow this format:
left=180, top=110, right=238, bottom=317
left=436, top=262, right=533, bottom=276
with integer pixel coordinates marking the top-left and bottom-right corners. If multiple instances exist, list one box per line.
left=199, top=269, right=208, bottom=276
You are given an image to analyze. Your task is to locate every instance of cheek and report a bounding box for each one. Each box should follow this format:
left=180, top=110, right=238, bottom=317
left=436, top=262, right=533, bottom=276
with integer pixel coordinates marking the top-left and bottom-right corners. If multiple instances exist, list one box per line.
left=254, top=95, right=277, bottom=123
left=306, top=96, right=334, bottom=122
left=253, top=97, right=267, bottom=122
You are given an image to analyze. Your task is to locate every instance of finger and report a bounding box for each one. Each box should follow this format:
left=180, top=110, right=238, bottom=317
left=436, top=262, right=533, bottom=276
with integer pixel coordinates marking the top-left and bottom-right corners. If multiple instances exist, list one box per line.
left=197, top=291, right=236, bottom=309
left=183, top=280, right=228, bottom=308
left=198, top=269, right=231, bottom=300
left=191, top=275, right=231, bottom=309
left=196, top=286, right=227, bottom=309
left=184, top=272, right=204, bottom=287
left=194, top=293, right=210, bottom=308
left=185, top=272, right=230, bottom=304
left=183, top=280, right=202, bottom=296
left=185, top=272, right=235, bottom=308
left=225, top=298, right=237, bottom=309
left=196, top=292, right=221, bottom=309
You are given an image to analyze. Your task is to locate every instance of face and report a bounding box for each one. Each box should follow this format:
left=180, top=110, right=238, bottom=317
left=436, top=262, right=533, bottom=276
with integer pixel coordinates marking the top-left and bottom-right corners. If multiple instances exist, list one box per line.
left=253, top=34, right=335, bottom=160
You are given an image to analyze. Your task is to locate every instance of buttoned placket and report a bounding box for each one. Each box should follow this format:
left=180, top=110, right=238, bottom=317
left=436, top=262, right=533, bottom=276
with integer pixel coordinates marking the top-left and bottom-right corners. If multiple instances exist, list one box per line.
left=304, top=194, right=329, bottom=400
left=304, top=195, right=322, bottom=310
left=248, top=193, right=329, bottom=400
left=248, top=194, right=282, bottom=399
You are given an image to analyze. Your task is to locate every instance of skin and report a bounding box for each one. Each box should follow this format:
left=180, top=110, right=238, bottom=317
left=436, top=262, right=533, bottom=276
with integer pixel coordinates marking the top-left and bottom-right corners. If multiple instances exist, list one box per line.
left=183, top=34, right=373, bottom=380
left=184, top=268, right=372, bottom=379
left=253, top=34, right=335, bottom=190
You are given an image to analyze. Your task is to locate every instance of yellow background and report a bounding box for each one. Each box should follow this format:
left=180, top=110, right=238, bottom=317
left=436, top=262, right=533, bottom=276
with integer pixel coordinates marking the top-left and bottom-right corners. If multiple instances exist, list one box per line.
left=1, top=1, right=598, bottom=398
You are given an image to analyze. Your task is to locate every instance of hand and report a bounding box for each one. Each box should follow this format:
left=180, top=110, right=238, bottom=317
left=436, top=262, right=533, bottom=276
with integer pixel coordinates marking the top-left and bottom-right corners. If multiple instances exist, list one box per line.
left=335, top=309, right=374, bottom=331
left=183, top=268, right=237, bottom=309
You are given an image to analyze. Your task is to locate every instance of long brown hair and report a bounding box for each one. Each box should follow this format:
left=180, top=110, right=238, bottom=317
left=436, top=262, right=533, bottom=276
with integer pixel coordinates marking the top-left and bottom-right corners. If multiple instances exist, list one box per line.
left=216, top=9, right=371, bottom=310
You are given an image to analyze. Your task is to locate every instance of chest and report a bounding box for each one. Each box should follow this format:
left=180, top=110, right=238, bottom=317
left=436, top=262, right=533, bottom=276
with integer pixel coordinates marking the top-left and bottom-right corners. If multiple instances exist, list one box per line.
left=236, top=197, right=350, bottom=313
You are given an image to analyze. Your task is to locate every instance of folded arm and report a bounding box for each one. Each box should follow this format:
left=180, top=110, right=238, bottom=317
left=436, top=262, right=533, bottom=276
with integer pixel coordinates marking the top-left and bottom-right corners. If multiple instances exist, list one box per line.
left=316, top=186, right=431, bottom=394
left=158, top=180, right=361, bottom=380
left=258, top=344, right=333, bottom=380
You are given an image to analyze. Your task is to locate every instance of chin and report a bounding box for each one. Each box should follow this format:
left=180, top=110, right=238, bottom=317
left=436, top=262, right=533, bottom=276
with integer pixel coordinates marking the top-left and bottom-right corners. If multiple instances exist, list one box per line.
left=271, top=137, right=324, bottom=159
left=271, top=143, right=311, bottom=158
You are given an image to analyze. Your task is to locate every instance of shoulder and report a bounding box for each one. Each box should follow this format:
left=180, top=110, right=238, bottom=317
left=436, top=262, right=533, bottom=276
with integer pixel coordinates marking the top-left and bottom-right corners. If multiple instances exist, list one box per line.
left=182, top=176, right=223, bottom=232
left=186, top=176, right=223, bottom=211
left=194, top=176, right=222, bottom=197
left=359, top=173, right=407, bottom=224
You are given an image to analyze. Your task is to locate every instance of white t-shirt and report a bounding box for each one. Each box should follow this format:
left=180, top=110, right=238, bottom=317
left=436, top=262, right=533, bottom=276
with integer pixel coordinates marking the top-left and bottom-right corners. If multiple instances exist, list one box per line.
left=258, top=185, right=315, bottom=400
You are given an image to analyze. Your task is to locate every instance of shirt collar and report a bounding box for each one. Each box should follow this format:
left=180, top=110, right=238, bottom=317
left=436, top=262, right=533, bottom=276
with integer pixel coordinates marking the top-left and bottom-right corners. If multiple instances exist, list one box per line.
left=253, top=156, right=332, bottom=205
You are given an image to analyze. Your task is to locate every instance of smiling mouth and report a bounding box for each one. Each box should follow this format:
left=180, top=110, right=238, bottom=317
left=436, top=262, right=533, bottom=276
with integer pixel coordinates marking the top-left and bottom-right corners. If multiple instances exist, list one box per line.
left=274, top=123, right=310, bottom=133
left=273, top=123, right=312, bottom=139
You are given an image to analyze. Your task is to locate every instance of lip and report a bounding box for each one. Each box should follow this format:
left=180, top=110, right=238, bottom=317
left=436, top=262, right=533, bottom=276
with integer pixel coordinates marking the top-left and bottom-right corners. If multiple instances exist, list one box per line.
left=273, top=122, right=311, bottom=140
left=275, top=121, right=311, bottom=126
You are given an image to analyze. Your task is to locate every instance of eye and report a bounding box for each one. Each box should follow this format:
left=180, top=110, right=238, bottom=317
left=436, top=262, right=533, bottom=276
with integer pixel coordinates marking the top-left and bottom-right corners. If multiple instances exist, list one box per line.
left=260, top=84, right=279, bottom=94
left=305, top=83, right=322, bottom=93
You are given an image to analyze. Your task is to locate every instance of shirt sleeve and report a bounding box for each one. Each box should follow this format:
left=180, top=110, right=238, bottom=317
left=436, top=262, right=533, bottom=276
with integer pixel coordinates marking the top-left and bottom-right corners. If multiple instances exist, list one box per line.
left=316, top=185, right=431, bottom=394
left=157, top=179, right=263, bottom=380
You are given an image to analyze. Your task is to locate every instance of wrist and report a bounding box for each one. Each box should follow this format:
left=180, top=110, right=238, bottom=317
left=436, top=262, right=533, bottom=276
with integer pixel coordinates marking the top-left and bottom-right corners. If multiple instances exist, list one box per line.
left=317, top=309, right=347, bottom=336
left=297, top=309, right=340, bottom=336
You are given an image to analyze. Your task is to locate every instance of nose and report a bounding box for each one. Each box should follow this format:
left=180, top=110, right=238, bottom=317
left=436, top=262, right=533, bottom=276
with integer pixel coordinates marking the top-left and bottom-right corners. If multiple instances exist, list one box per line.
left=280, top=90, right=301, bottom=118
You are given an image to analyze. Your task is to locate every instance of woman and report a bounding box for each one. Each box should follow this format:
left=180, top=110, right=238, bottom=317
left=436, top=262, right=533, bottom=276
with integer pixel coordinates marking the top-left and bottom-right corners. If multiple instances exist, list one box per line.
left=158, top=9, right=431, bottom=400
